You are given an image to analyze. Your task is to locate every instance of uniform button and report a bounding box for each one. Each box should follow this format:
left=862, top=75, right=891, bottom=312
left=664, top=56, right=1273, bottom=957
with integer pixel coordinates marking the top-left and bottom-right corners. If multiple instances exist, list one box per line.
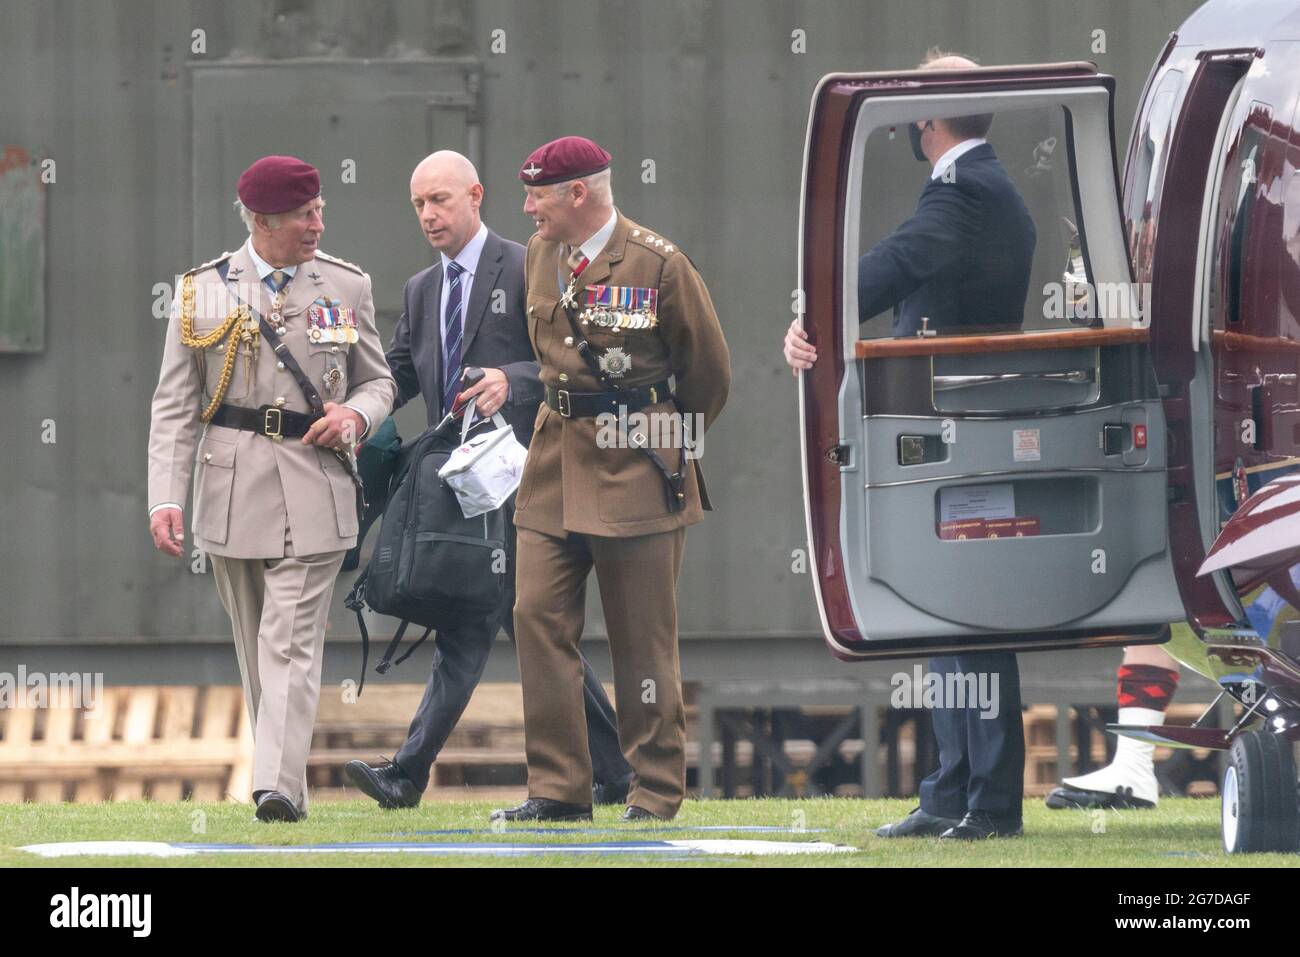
left=275, top=326, right=287, bottom=336
left=203, top=452, right=212, bottom=462
left=564, top=336, right=574, bottom=347
left=558, top=373, right=569, bottom=382
left=275, top=396, right=286, bottom=407
left=332, top=346, right=340, bottom=353
left=276, top=361, right=285, bottom=370
left=528, top=305, right=534, bottom=316
left=216, top=343, right=225, bottom=352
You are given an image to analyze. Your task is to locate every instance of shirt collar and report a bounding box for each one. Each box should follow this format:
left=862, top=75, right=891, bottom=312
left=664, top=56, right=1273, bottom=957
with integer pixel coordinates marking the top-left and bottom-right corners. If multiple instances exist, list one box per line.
left=931, top=138, right=987, bottom=181
left=441, top=223, right=489, bottom=278
left=245, top=237, right=298, bottom=280
left=577, top=210, right=618, bottom=263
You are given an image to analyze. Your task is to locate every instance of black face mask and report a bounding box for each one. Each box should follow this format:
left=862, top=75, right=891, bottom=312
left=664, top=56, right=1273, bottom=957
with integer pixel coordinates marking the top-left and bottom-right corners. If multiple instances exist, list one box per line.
left=908, top=121, right=930, bottom=162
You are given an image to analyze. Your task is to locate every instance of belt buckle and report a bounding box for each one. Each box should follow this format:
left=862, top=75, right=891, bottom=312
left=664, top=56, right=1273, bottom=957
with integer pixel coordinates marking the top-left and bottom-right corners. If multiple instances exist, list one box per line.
left=263, top=406, right=284, bottom=443
left=556, top=389, right=571, bottom=418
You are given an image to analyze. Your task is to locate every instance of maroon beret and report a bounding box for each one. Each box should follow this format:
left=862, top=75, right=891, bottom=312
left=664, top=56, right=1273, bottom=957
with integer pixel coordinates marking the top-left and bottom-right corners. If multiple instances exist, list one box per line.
left=237, top=155, right=321, bottom=214
left=519, top=136, right=612, bottom=186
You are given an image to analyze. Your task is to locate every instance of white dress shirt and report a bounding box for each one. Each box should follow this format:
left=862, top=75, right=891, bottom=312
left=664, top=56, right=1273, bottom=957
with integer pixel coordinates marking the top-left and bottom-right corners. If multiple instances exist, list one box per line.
left=576, top=210, right=618, bottom=263
left=931, top=138, right=987, bottom=181
left=438, top=222, right=490, bottom=342
left=245, top=236, right=298, bottom=282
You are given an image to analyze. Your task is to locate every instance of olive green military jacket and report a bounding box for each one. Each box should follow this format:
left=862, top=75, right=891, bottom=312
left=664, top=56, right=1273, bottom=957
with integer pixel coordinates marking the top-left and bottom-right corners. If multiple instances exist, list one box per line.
left=515, top=211, right=730, bottom=538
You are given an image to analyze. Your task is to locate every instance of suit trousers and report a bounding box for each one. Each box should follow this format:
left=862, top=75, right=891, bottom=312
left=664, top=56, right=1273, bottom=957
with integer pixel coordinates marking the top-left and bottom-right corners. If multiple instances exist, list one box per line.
left=393, top=516, right=631, bottom=792
left=513, top=525, right=687, bottom=819
left=210, top=530, right=345, bottom=810
left=918, top=651, right=1025, bottom=822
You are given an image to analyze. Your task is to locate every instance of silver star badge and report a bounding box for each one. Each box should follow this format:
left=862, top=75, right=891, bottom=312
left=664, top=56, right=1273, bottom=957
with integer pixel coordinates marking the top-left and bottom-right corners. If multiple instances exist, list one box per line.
left=598, top=346, right=631, bottom=378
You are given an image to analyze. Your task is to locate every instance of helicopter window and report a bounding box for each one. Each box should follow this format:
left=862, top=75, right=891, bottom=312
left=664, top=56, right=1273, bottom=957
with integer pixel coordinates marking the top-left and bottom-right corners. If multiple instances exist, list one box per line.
left=857, top=104, right=1100, bottom=339
left=1207, top=102, right=1272, bottom=328
left=1125, top=70, right=1182, bottom=286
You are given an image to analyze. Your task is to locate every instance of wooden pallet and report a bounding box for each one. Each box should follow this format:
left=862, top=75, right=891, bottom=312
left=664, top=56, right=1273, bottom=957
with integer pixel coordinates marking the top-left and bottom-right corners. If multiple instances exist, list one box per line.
left=1023, top=702, right=1215, bottom=796
left=311, top=682, right=537, bottom=796
left=6, top=685, right=1222, bottom=803
left=0, top=687, right=252, bottom=803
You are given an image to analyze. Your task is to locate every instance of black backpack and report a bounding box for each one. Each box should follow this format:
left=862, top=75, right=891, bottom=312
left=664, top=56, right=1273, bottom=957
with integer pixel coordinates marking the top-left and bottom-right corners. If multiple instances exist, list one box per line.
left=344, top=417, right=507, bottom=693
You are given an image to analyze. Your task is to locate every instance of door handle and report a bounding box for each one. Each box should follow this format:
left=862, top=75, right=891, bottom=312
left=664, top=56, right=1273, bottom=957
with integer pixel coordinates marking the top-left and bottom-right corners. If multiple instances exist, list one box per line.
left=933, top=370, right=1094, bottom=391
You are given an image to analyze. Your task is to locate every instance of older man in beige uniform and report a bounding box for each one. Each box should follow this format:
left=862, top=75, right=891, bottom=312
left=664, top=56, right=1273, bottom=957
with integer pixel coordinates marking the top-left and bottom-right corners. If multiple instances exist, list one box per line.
left=147, top=155, right=395, bottom=821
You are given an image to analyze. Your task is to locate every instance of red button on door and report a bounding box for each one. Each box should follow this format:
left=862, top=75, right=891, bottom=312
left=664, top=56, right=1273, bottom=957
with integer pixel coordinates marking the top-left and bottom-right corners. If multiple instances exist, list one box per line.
left=1134, top=424, right=1147, bottom=449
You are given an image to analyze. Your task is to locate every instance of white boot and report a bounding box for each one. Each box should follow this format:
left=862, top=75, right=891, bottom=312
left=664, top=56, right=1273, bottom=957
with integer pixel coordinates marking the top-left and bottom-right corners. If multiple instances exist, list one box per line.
left=1053, top=707, right=1164, bottom=808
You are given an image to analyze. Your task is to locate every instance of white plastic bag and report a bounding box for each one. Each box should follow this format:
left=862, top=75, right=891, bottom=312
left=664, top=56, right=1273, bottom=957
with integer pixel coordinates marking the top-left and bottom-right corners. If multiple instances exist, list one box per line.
left=437, top=398, right=529, bottom=518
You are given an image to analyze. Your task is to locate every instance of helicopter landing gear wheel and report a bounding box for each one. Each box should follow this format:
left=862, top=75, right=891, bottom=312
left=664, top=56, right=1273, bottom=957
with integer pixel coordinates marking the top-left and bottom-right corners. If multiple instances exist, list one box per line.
left=1222, top=729, right=1299, bottom=854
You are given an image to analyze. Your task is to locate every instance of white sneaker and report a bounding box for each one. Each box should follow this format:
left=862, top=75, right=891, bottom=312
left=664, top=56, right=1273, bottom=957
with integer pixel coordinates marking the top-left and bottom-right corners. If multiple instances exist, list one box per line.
left=1046, top=707, right=1163, bottom=809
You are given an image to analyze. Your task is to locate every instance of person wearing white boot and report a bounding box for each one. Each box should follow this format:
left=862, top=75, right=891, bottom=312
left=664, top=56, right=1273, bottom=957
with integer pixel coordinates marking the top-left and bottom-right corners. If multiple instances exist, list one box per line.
left=1046, top=645, right=1179, bottom=810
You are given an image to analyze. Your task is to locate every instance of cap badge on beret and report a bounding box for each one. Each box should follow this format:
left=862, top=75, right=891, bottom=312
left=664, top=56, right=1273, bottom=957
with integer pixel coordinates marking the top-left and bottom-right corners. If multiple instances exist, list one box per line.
left=519, top=136, right=612, bottom=186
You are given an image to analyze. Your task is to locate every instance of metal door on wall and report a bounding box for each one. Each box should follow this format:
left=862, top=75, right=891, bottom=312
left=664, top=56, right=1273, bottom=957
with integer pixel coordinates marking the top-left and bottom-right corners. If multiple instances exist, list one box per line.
left=190, top=58, right=479, bottom=320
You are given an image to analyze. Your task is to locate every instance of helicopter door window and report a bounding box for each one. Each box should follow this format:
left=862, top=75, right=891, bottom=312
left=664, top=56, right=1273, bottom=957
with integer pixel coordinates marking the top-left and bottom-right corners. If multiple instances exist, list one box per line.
left=1125, top=70, right=1182, bottom=286
left=856, top=103, right=1109, bottom=341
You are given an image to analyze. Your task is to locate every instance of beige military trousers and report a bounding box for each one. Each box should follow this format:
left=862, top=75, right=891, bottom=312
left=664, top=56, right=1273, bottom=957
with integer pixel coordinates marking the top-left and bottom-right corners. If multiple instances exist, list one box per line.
left=210, top=530, right=344, bottom=810
left=513, top=525, right=687, bottom=819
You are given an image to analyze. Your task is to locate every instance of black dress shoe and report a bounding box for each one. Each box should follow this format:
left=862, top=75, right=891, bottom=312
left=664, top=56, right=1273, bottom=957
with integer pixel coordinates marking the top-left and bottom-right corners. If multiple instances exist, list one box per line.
left=620, top=805, right=661, bottom=822
left=1044, top=784, right=1154, bottom=811
left=489, top=798, right=593, bottom=822
left=875, top=807, right=960, bottom=838
left=940, top=810, right=1023, bottom=840
left=593, top=775, right=632, bottom=806
left=345, top=759, right=421, bottom=810
left=254, top=790, right=304, bottom=823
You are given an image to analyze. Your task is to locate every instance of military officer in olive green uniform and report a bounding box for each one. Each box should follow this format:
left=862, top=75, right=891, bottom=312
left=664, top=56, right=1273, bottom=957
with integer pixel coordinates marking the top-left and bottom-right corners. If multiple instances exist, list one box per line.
left=493, top=137, right=730, bottom=823
left=147, top=155, right=396, bottom=822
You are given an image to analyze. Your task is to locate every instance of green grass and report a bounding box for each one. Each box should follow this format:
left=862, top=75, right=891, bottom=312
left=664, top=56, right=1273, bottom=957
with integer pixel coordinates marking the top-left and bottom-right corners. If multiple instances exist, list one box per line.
left=1, top=796, right=1297, bottom=867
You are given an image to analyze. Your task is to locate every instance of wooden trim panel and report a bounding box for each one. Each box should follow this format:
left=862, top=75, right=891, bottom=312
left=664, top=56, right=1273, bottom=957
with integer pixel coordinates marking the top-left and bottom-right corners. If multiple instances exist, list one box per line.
left=855, top=325, right=1150, bottom=359
left=1212, top=330, right=1300, bottom=352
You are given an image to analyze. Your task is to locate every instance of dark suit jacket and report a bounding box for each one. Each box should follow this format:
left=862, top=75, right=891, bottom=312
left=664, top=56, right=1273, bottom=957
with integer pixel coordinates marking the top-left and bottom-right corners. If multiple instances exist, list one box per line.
left=386, top=228, right=543, bottom=446
left=858, top=143, right=1037, bottom=336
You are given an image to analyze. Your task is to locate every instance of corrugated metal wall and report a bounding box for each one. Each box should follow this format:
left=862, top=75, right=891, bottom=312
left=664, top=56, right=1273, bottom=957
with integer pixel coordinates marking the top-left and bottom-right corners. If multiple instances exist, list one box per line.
left=0, top=0, right=1203, bottom=648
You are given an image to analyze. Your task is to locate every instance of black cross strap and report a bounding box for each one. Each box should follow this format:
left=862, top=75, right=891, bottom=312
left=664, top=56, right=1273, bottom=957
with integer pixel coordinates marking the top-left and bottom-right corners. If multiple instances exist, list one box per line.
left=557, top=293, right=689, bottom=513
left=217, top=261, right=366, bottom=516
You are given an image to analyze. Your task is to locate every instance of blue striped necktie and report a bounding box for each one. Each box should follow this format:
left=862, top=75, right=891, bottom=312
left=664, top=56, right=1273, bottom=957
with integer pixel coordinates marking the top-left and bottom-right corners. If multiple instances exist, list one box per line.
left=442, top=260, right=465, bottom=415
left=265, top=270, right=290, bottom=295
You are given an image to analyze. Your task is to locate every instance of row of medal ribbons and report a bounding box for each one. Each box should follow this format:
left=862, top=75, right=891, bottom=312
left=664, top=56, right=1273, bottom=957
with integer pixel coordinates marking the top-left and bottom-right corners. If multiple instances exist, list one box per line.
left=307, top=300, right=358, bottom=344
left=580, top=284, right=659, bottom=330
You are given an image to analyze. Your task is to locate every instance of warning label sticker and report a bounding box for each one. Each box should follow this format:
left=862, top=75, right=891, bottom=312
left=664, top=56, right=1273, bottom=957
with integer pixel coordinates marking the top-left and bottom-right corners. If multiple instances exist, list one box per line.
left=1013, top=428, right=1041, bottom=462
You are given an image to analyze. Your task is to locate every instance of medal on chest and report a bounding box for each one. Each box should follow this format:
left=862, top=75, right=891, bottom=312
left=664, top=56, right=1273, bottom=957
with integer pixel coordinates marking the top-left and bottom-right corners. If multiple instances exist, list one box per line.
left=579, top=284, right=659, bottom=331
left=307, top=295, right=359, bottom=344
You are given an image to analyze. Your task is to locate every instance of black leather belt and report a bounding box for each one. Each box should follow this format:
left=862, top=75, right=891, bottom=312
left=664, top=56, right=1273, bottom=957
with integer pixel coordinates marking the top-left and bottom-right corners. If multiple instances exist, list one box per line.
left=210, top=403, right=319, bottom=441
left=544, top=379, right=672, bottom=418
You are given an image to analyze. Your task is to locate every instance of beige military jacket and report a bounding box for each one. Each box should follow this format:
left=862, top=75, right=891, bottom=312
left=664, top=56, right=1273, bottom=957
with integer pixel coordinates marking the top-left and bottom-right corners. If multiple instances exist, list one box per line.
left=515, top=211, right=730, bottom=538
left=147, top=245, right=396, bottom=559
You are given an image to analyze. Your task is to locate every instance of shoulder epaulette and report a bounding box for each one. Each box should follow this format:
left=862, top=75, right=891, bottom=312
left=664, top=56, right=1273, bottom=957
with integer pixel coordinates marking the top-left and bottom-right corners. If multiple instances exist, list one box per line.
left=316, top=250, right=366, bottom=275
left=627, top=226, right=678, bottom=260
left=184, top=250, right=234, bottom=277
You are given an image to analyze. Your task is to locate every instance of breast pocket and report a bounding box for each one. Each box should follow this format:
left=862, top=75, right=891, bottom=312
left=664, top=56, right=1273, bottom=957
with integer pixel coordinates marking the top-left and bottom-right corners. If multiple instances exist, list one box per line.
left=526, top=294, right=558, bottom=354
left=194, top=325, right=252, bottom=402
left=194, top=434, right=237, bottom=544
left=308, top=341, right=351, bottom=403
